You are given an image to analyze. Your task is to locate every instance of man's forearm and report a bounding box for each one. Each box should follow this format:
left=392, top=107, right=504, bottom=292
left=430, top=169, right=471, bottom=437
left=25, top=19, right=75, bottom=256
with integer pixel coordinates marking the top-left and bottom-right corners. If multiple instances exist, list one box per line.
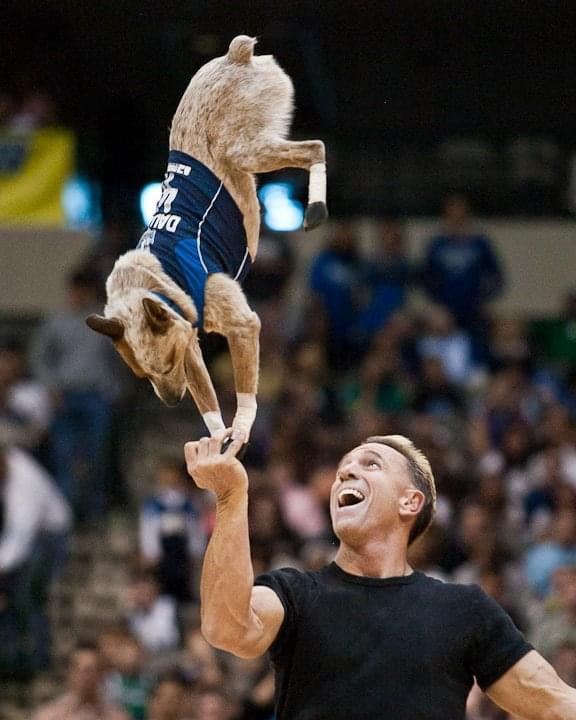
left=200, top=488, right=256, bottom=649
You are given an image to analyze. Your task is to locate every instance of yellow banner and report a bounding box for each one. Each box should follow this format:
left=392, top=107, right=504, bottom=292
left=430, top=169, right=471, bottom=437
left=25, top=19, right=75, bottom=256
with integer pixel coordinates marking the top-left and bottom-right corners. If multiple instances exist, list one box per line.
left=0, top=127, right=75, bottom=227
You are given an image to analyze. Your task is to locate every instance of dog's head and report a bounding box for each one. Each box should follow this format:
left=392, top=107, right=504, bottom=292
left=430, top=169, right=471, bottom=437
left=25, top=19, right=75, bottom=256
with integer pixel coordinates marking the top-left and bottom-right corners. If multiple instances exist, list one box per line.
left=87, top=293, right=196, bottom=406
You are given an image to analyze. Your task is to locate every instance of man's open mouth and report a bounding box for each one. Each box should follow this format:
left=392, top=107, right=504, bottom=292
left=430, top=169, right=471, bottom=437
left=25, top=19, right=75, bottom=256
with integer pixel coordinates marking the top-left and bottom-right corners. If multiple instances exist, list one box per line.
left=337, top=488, right=366, bottom=508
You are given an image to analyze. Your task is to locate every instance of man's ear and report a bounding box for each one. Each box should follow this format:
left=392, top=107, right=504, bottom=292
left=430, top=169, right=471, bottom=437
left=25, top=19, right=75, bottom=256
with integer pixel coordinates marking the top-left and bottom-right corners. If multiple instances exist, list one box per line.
left=142, top=298, right=172, bottom=335
left=399, top=489, right=426, bottom=518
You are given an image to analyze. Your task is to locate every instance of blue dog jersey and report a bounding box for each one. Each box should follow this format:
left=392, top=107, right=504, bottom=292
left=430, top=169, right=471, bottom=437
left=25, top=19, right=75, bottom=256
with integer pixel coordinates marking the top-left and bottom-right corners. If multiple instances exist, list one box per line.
left=137, top=150, right=251, bottom=328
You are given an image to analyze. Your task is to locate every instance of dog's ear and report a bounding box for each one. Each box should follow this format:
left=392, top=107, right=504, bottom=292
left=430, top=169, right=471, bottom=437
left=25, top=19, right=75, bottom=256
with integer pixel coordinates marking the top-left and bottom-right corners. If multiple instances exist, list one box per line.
left=142, top=297, right=172, bottom=335
left=86, top=314, right=124, bottom=340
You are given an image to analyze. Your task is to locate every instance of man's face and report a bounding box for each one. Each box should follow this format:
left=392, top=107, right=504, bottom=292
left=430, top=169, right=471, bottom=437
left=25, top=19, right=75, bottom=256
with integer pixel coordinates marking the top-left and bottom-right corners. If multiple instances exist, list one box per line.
left=68, top=650, right=102, bottom=698
left=330, top=443, right=416, bottom=545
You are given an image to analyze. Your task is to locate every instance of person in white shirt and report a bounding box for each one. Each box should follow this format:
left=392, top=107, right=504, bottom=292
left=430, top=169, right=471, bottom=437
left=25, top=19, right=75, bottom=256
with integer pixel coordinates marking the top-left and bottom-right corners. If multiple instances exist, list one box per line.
left=0, top=443, right=71, bottom=670
left=124, top=570, right=180, bottom=656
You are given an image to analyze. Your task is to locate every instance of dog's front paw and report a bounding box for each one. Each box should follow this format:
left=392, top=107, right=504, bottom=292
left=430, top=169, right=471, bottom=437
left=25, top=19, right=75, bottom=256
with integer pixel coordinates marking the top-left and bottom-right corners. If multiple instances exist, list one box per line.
left=220, top=436, right=249, bottom=459
left=304, top=202, right=329, bottom=231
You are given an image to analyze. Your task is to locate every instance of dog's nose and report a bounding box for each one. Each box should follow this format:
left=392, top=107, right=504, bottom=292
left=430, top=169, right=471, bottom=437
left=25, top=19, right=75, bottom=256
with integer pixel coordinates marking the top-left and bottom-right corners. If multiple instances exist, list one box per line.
left=161, top=392, right=181, bottom=407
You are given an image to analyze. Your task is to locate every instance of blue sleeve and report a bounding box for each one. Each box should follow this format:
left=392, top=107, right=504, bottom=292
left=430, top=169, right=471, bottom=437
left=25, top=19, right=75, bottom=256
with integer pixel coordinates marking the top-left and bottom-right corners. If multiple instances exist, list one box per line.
left=479, top=237, right=504, bottom=300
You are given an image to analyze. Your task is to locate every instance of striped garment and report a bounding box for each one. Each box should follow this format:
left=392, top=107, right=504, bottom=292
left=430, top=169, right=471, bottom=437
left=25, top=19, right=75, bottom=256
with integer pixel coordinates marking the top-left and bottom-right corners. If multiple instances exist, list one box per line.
left=138, top=150, right=250, bottom=328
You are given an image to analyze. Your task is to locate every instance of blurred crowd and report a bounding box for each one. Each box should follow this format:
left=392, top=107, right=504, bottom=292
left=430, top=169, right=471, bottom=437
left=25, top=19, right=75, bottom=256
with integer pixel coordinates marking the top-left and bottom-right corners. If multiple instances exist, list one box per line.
left=2, top=192, right=576, bottom=719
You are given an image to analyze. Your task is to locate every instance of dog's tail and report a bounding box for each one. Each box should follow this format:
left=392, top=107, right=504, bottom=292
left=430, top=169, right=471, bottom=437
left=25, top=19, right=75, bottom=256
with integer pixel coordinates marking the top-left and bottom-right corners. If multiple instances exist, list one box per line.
left=226, top=35, right=256, bottom=64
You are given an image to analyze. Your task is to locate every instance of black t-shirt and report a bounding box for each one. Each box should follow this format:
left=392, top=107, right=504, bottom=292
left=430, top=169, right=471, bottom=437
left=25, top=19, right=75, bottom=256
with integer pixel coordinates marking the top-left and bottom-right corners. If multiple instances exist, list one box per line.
left=255, top=563, right=532, bottom=720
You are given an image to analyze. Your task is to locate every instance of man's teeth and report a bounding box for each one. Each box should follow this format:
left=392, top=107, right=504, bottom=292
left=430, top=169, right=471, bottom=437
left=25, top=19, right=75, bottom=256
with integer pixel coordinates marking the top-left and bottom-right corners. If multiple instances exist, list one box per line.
left=338, top=488, right=366, bottom=507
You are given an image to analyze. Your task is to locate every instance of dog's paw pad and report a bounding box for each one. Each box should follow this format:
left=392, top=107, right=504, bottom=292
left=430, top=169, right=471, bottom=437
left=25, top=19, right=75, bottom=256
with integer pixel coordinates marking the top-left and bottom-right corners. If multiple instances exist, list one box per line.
left=304, top=202, right=329, bottom=231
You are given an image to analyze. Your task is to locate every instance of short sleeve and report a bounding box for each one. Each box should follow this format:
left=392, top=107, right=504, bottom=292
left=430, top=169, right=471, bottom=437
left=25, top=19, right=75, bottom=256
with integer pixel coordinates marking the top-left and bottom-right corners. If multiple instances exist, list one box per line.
left=467, top=585, right=532, bottom=691
left=255, top=567, right=308, bottom=659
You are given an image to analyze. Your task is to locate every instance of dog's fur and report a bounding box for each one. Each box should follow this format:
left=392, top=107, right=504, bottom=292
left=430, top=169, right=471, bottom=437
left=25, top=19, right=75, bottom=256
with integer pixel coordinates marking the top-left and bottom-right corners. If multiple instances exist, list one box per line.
left=86, top=36, right=326, bottom=441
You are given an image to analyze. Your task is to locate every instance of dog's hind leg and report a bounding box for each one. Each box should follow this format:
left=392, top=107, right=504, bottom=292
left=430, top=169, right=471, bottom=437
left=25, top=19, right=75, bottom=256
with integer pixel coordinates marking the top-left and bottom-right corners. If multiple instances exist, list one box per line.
left=185, top=342, right=226, bottom=436
left=204, top=274, right=261, bottom=442
left=227, top=139, right=328, bottom=231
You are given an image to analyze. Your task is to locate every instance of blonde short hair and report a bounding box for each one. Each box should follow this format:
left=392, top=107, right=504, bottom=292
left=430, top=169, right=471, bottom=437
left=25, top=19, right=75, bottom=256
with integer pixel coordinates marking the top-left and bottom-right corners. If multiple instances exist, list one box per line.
left=364, top=435, right=437, bottom=544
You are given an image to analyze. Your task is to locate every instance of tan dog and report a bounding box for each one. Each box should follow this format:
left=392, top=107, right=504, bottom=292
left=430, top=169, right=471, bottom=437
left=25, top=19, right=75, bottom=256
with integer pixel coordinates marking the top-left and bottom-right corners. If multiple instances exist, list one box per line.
left=86, top=36, right=327, bottom=443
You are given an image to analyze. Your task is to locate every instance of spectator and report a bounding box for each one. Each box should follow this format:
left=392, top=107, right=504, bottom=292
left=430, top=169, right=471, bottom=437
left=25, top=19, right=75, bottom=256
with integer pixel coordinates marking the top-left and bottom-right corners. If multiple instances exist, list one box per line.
left=151, top=619, right=223, bottom=687
left=529, top=566, right=576, bottom=659
left=194, top=686, right=235, bottom=720
left=0, top=443, right=71, bottom=671
left=355, top=219, right=414, bottom=347
left=147, top=673, right=192, bottom=720
left=308, top=222, right=361, bottom=369
left=417, top=305, right=475, bottom=387
left=30, top=267, right=125, bottom=520
left=32, top=642, right=129, bottom=720
left=340, top=350, right=409, bottom=417
left=421, top=193, right=504, bottom=360
left=0, top=339, right=51, bottom=451
left=124, top=570, right=180, bottom=655
left=412, top=356, right=464, bottom=418
left=103, top=633, right=151, bottom=720
left=140, top=458, right=206, bottom=603
left=523, top=509, right=576, bottom=598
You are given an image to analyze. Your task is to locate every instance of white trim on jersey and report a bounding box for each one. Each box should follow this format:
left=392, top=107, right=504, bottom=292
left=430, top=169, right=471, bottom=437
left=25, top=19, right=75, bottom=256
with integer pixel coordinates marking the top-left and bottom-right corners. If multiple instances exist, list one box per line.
left=196, top=181, right=224, bottom=274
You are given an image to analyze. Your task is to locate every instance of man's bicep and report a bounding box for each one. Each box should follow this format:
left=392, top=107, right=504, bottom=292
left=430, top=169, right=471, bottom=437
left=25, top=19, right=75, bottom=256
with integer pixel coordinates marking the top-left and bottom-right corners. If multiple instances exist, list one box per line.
left=243, top=585, right=285, bottom=657
left=486, top=650, right=575, bottom=720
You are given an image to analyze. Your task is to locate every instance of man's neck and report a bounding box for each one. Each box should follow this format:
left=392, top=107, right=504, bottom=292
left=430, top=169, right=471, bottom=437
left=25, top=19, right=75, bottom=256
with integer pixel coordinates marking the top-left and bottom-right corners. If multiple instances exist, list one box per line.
left=334, top=540, right=412, bottom=579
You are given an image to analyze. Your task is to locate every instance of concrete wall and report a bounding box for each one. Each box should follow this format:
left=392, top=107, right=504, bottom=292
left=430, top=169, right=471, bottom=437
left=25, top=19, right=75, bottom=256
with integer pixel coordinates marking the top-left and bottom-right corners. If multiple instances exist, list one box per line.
left=0, top=228, right=93, bottom=315
left=0, top=220, right=574, bottom=317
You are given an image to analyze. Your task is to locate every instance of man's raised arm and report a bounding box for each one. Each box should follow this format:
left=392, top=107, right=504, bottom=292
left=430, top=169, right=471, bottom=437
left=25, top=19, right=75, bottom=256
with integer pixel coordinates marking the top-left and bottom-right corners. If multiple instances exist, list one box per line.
left=184, top=431, right=284, bottom=658
left=487, top=649, right=576, bottom=720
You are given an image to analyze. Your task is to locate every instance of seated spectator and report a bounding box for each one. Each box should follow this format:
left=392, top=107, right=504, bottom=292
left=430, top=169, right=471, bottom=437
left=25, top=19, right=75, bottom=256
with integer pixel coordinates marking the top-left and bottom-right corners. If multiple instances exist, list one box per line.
left=0, top=339, right=51, bottom=451
left=194, top=686, right=236, bottom=720
left=147, top=672, right=193, bottom=720
left=124, top=570, right=180, bottom=655
left=417, top=305, right=475, bottom=387
left=529, top=565, right=576, bottom=659
left=103, top=632, right=151, bottom=720
left=340, top=351, right=409, bottom=417
left=523, top=509, right=576, bottom=598
left=32, top=642, right=129, bottom=720
left=0, top=443, right=71, bottom=672
left=411, top=356, right=464, bottom=418
left=140, top=458, right=206, bottom=603
left=421, top=193, right=504, bottom=343
left=549, top=642, right=576, bottom=687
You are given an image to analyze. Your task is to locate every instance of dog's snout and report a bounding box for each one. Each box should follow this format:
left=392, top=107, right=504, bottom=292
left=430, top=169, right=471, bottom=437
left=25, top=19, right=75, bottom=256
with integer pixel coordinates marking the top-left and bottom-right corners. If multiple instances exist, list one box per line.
left=151, top=382, right=183, bottom=407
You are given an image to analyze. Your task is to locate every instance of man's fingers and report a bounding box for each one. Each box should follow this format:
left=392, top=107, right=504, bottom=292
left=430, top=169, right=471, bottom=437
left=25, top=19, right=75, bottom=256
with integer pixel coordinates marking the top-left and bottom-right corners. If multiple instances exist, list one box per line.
left=184, top=441, right=198, bottom=472
left=196, top=436, right=211, bottom=460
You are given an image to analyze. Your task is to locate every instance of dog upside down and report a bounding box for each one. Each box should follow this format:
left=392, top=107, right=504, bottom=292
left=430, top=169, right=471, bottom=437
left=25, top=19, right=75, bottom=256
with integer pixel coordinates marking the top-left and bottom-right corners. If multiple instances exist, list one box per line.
left=86, top=35, right=327, bottom=443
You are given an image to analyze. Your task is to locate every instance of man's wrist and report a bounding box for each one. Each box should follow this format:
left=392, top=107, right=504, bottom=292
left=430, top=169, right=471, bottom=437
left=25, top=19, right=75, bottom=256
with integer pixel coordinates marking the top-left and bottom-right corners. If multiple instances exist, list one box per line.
left=215, top=483, right=249, bottom=507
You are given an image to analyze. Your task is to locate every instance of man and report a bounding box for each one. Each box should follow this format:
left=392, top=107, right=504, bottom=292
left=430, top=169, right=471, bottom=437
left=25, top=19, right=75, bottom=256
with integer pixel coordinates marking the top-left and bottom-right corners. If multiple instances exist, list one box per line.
left=31, top=267, right=125, bottom=519
left=185, top=431, right=576, bottom=720
left=147, top=672, right=192, bottom=720
left=32, top=642, right=129, bottom=720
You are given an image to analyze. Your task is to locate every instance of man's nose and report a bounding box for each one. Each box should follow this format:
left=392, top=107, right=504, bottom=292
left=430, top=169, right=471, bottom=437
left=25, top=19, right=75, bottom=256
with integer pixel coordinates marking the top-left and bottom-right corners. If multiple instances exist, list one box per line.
left=338, top=465, right=358, bottom=481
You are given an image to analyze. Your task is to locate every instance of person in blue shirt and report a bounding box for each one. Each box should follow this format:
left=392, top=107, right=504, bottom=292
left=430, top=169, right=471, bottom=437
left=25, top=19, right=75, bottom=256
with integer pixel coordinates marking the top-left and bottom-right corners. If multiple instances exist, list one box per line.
left=309, top=223, right=361, bottom=370
left=422, top=194, right=504, bottom=340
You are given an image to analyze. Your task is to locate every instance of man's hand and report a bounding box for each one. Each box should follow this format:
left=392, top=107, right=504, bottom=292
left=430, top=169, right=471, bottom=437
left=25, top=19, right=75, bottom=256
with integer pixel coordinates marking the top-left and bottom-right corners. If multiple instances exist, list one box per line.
left=185, top=429, right=247, bottom=500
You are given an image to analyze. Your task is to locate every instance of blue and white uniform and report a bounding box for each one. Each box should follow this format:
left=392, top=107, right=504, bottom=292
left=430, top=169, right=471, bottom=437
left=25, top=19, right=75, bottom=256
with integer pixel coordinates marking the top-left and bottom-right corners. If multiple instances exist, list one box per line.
left=138, top=150, right=251, bottom=328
